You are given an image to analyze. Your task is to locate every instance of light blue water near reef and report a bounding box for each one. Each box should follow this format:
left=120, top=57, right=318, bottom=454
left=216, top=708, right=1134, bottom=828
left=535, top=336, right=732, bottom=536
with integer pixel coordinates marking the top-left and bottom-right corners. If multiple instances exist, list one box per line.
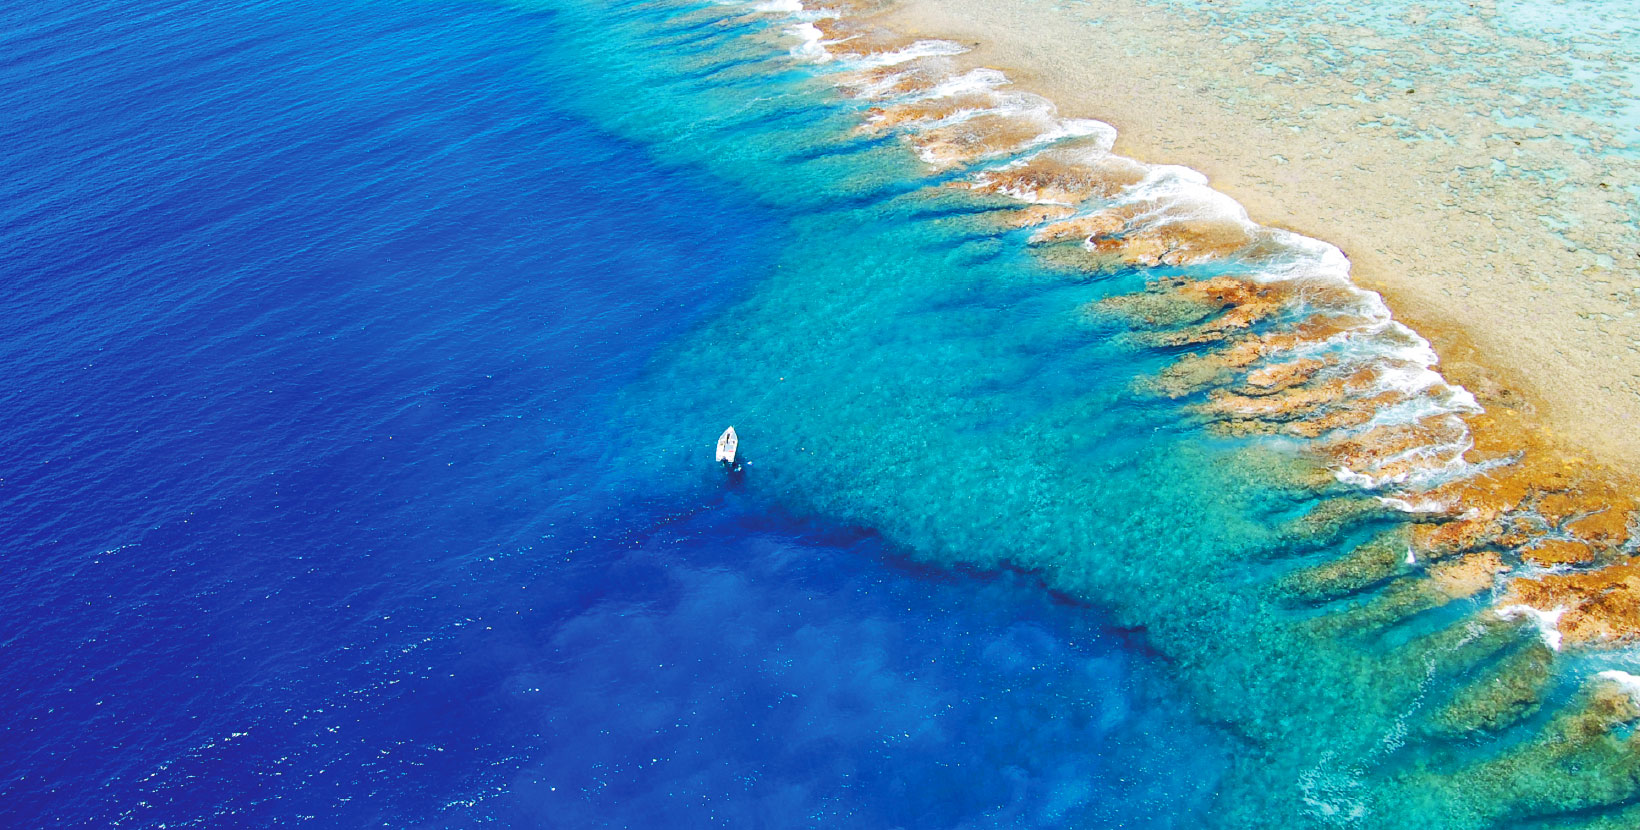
left=7, top=0, right=1640, bottom=826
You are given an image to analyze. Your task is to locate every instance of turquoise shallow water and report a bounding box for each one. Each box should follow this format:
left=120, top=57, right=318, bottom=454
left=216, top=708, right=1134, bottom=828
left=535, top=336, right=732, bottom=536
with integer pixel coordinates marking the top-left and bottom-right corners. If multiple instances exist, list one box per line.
left=528, top=1, right=1640, bottom=826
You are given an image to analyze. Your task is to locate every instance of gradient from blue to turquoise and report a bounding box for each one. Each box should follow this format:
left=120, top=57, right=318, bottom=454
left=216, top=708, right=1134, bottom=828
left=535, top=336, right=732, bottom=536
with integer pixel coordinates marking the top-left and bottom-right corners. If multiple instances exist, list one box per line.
left=0, top=0, right=1231, bottom=826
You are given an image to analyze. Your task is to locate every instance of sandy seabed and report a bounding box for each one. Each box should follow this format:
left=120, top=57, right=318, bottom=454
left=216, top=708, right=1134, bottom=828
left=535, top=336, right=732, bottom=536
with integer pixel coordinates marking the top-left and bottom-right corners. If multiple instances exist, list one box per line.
left=879, top=0, right=1640, bottom=468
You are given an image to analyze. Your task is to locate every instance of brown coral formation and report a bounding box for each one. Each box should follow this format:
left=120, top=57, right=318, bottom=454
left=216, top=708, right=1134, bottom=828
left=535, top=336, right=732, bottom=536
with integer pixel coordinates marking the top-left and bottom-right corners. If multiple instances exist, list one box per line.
left=1400, top=405, right=1640, bottom=646
left=965, top=153, right=1145, bottom=206
left=1501, top=564, right=1640, bottom=648
left=991, top=203, right=1076, bottom=229
left=810, top=15, right=921, bottom=59
left=1094, top=217, right=1253, bottom=268
left=1026, top=204, right=1254, bottom=268
left=1139, top=278, right=1640, bottom=646
left=1094, top=263, right=1640, bottom=650
left=1244, top=358, right=1324, bottom=394
left=1029, top=212, right=1126, bottom=243
left=1099, top=276, right=1300, bottom=346
left=809, top=16, right=1108, bottom=169
left=838, top=57, right=951, bottom=98
left=862, top=93, right=997, bottom=130
left=909, top=113, right=1064, bottom=168
left=1429, top=551, right=1511, bottom=600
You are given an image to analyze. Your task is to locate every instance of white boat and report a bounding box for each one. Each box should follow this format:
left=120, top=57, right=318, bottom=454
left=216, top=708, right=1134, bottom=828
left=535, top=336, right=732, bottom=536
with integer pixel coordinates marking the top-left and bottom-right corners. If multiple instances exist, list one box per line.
left=716, top=426, right=738, bottom=464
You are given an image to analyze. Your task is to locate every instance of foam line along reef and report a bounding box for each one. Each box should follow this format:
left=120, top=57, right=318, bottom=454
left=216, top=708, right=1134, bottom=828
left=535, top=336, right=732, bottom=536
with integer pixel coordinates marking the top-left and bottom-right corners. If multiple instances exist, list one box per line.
left=872, top=0, right=1640, bottom=475
left=531, top=0, right=1640, bottom=824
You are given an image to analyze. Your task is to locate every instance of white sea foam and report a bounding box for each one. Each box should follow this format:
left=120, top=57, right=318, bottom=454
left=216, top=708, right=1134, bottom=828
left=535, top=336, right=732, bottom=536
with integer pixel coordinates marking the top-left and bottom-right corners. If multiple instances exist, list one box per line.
left=1113, top=165, right=1251, bottom=228
left=976, top=141, right=1123, bottom=204
left=1598, top=670, right=1640, bottom=701
left=1377, top=493, right=1456, bottom=514
left=843, top=39, right=969, bottom=69
left=1497, top=604, right=1567, bottom=651
left=925, top=91, right=1052, bottom=129
left=1332, top=468, right=1378, bottom=489
left=1023, top=117, right=1109, bottom=152
left=902, top=97, right=1104, bottom=165
left=1298, top=754, right=1370, bottom=828
left=917, top=67, right=1010, bottom=101
left=788, top=22, right=830, bottom=61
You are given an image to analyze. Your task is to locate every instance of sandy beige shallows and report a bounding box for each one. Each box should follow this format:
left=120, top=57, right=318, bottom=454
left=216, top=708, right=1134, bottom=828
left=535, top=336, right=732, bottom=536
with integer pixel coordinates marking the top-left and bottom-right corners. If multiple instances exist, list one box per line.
left=875, top=0, right=1640, bottom=469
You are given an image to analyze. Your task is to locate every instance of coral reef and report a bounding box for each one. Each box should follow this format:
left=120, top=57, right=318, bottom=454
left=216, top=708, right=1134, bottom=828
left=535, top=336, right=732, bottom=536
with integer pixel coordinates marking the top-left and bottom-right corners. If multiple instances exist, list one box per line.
left=790, top=0, right=1640, bottom=651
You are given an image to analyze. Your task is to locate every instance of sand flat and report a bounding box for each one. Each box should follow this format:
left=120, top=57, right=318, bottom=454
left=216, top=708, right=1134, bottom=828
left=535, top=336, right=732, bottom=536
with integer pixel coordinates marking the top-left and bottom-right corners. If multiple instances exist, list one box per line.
left=878, top=0, right=1640, bottom=468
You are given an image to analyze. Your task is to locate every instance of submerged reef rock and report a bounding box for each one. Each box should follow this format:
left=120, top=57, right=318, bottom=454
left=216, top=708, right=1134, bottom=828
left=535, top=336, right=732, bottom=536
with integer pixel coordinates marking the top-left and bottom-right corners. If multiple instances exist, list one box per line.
left=966, top=149, right=1147, bottom=207
left=1429, top=641, right=1555, bottom=736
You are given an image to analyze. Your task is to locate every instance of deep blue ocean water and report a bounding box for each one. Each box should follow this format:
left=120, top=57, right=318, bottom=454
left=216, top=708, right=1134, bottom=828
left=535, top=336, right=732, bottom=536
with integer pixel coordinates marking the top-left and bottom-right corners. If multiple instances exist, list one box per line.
left=0, top=0, right=1231, bottom=825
